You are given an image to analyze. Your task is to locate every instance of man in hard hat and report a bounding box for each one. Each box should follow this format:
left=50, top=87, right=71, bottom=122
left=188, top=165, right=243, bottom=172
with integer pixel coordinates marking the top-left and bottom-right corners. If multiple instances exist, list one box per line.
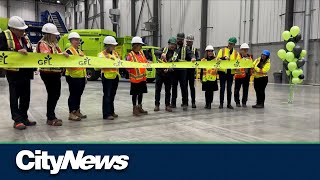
left=234, top=43, right=252, bottom=108
left=154, top=37, right=177, bottom=112
left=97, top=36, right=120, bottom=120
left=216, top=37, right=238, bottom=109
left=127, top=36, right=149, bottom=116
left=185, top=34, right=199, bottom=108
left=65, top=32, right=87, bottom=121
left=170, top=32, right=196, bottom=111
left=0, top=16, right=36, bottom=130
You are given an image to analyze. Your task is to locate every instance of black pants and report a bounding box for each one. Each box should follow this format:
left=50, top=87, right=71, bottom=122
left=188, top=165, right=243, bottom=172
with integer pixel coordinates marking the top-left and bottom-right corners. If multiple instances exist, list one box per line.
left=40, top=73, right=61, bottom=120
left=186, top=69, right=196, bottom=104
left=6, top=71, right=31, bottom=123
left=205, top=91, right=214, bottom=105
left=132, top=94, right=143, bottom=106
left=66, top=76, right=86, bottom=113
left=102, top=76, right=119, bottom=118
left=234, top=76, right=250, bottom=105
left=171, top=70, right=188, bottom=106
left=254, top=76, right=268, bottom=105
left=219, top=72, right=234, bottom=105
left=155, top=72, right=171, bottom=106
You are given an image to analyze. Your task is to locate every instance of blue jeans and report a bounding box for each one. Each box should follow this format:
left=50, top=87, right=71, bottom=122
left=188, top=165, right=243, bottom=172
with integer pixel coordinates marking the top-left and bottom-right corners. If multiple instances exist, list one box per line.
left=218, top=72, right=234, bottom=105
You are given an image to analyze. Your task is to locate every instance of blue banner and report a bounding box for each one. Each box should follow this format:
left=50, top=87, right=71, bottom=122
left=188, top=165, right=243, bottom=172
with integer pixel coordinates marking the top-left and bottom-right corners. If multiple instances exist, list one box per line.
left=0, top=144, right=319, bottom=179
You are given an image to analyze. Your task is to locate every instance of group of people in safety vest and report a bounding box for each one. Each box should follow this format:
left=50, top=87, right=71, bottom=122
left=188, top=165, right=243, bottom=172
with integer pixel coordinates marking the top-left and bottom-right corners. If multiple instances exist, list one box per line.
left=0, top=16, right=271, bottom=130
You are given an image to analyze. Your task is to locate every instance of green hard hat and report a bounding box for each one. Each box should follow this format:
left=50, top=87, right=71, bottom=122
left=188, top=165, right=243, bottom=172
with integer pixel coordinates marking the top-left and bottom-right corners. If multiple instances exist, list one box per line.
left=228, top=37, right=237, bottom=44
left=168, top=37, right=177, bottom=44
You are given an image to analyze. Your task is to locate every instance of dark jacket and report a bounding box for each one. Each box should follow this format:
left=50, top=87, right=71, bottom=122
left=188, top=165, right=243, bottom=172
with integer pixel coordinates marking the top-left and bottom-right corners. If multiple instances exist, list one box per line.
left=0, top=31, right=34, bottom=79
left=156, top=47, right=177, bottom=75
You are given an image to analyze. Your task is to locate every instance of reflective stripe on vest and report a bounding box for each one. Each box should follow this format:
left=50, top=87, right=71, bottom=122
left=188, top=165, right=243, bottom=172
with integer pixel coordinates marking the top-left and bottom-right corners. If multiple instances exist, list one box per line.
left=192, top=47, right=196, bottom=56
left=203, top=68, right=217, bottom=82
left=180, top=47, right=186, bottom=61
left=235, top=56, right=252, bottom=79
left=163, top=47, right=178, bottom=62
left=128, top=51, right=147, bottom=83
left=100, top=50, right=120, bottom=79
left=65, top=47, right=86, bottom=78
left=37, top=41, right=62, bottom=73
left=253, top=58, right=268, bottom=78
left=219, top=48, right=238, bottom=74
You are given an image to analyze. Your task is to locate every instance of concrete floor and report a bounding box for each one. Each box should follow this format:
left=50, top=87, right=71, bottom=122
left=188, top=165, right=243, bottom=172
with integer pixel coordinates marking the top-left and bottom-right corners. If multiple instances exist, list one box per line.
left=0, top=75, right=319, bottom=143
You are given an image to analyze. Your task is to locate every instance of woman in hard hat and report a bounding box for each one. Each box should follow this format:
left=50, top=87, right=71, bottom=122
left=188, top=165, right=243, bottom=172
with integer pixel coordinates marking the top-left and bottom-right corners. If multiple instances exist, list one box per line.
left=234, top=43, right=253, bottom=108
left=127, top=36, right=149, bottom=116
left=65, top=32, right=87, bottom=121
left=200, top=45, right=218, bottom=109
left=0, top=16, right=37, bottom=130
left=97, top=36, right=120, bottom=120
left=36, top=23, right=69, bottom=126
left=216, top=37, right=239, bottom=109
left=252, top=50, right=271, bottom=108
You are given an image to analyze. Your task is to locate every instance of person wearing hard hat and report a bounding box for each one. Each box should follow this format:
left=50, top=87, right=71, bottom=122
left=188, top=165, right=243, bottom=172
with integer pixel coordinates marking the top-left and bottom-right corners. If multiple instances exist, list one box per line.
left=65, top=32, right=87, bottom=121
left=185, top=34, right=199, bottom=108
left=154, top=37, right=178, bottom=112
left=170, top=32, right=196, bottom=111
left=252, top=50, right=271, bottom=109
left=200, top=45, right=218, bottom=109
left=127, top=36, right=149, bottom=116
left=0, top=16, right=36, bottom=130
left=234, top=43, right=253, bottom=108
left=216, top=37, right=239, bottom=109
left=96, top=36, right=120, bottom=120
left=36, top=23, right=69, bottom=126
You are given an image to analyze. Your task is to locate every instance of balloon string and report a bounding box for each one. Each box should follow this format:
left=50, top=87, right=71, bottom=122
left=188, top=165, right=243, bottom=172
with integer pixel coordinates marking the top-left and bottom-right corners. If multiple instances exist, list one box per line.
left=288, top=75, right=295, bottom=104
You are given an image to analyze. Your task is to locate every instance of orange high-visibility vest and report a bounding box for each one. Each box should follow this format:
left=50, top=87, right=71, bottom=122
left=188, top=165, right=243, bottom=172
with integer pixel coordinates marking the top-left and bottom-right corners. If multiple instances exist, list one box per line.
left=99, top=50, right=120, bottom=79
left=235, top=55, right=253, bottom=79
left=201, top=58, right=217, bottom=82
left=36, top=40, right=62, bottom=73
left=127, top=51, right=147, bottom=83
left=65, top=46, right=86, bottom=78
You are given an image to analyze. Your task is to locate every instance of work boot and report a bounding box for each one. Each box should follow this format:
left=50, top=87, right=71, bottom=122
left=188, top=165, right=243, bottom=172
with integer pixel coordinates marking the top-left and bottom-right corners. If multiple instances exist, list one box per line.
left=252, top=104, right=264, bottom=109
left=138, top=105, right=148, bottom=114
left=182, top=105, right=188, bottom=111
left=23, top=119, right=37, bottom=126
left=154, top=105, right=160, bottom=112
left=104, top=116, right=114, bottom=120
left=69, top=111, right=81, bottom=121
left=242, top=104, right=247, bottom=108
left=133, top=106, right=140, bottom=116
left=219, top=104, right=223, bottom=109
left=13, top=122, right=26, bottom=130
left=76, top=109, right=87, bottom=119
left=192, top=103, right=196, bottom=108
left=165, top=106, right=172, bottom=112
left=112, top=113, right=119, bottom=118
left=236, top=103, right=241, bottom=107
left=171, top=104, right=176, bottom=108
left=227, top=104, right=234, bottom=109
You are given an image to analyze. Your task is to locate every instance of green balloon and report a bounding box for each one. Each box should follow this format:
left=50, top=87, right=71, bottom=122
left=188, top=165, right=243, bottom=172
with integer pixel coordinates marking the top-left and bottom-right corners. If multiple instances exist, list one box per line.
left=293, top=58, right=298, bottom=62
left=277, top=49, right=287, bottom=60
left=300, top=50, right=307, bottom=58
left=298, top=79, right=304, bottom=84
left=282, top=31, right=291, bottom=41
left=286, top=42, right=295, bottom=52
left=288, top=62, right=297, bottom=71
left=285, top=52, right=295, bottom=62
left=297, top=69, right=303, bottom=75
left=292, top=69, right=302, bottom=78
left=290, top=26, right=300, bottom=37
left=286, top=70, right=291, bottom=76
left=292, top=78, right=300, bottom=84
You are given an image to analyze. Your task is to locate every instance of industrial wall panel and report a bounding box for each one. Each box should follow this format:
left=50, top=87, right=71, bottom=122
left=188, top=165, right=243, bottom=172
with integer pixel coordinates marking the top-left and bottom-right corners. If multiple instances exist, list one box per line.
left=0, top=0, right=7, bottom=17
left=9, top=0, right=35, bottom=21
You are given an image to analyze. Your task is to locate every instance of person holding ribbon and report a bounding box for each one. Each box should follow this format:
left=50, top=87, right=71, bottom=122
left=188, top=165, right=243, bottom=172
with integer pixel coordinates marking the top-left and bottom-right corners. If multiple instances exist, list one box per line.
left=252, top=50, right=271, bottom=109
left=234, top=43, right=253, bottom=108
left=97, top=36, right=120, bottom=120
left=65, top=32, right=87, bottom=121
left=200, top=45, right=218, bottom=109
left=127, top=36, right=149, bottom=116
left=36, top=23, right=69, bottom=126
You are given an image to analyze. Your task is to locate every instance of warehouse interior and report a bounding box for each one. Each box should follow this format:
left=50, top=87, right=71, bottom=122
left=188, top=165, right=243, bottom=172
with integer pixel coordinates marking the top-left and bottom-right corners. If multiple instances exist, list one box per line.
left=0, top=0, right=319, bottom=142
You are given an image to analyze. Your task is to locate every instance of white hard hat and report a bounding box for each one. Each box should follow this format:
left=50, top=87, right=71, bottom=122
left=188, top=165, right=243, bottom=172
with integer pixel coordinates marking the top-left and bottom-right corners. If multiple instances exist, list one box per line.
left=104, top=36, right=118, bottom=45
left=68, top=32, right=80, bottom=39
left=240, top=43, right=250, bottom=49
left=8, top=16, right=28, bottom=30
left=205, top=45, right=214, bottom=51
left=131, top=36, right=144, bottom=44
left=42, top=23, right=60, bottom=35
left=186, top=34, right=194, bottom=42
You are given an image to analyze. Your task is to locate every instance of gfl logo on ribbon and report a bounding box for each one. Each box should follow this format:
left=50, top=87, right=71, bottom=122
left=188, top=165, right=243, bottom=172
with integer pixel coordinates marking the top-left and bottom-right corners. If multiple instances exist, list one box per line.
left=16, top=150, right=129, bottom=175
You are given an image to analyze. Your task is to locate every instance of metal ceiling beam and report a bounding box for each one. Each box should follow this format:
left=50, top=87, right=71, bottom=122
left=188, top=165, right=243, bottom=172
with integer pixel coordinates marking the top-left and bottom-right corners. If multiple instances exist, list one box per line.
left=100, top=0, right=104, bottom=29
left=131, top=0, right=136, bottom=36
left=200, top=0, right=208, bottom=58
left=153, top=0, right=159, bottom=46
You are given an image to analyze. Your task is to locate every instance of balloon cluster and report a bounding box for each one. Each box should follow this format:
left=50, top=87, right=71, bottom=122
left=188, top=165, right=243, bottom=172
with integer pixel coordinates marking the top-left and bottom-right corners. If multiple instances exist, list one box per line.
left=278, top=26, right=306, bottom=84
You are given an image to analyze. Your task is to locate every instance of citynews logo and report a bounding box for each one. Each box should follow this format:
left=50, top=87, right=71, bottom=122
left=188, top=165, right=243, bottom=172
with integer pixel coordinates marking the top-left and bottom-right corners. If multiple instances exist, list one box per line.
left=16, top=150, right=129, bottom=175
